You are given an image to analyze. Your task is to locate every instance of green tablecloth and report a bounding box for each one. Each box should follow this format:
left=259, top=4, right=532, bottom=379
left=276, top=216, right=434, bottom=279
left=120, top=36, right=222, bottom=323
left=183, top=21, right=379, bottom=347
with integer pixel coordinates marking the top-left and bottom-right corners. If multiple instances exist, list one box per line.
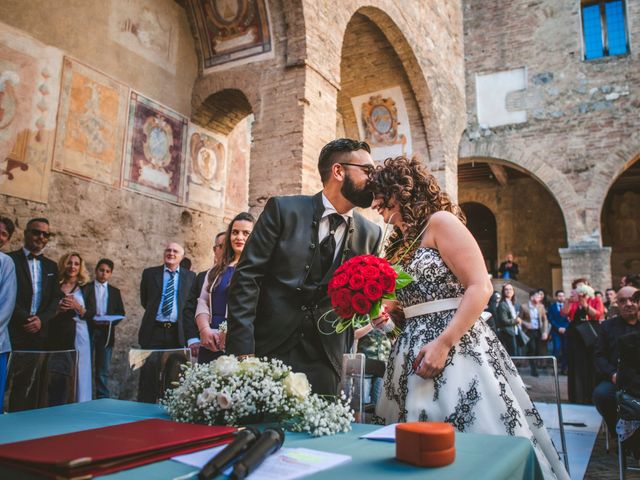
left=0, top=399, right=542, bottom=479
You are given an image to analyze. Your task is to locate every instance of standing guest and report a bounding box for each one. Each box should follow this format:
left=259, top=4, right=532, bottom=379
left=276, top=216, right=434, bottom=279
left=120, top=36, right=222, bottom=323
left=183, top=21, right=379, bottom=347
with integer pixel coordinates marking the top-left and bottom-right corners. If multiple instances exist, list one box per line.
left=0, top=216, right=17, bottom=412
left=227, top=138, right=383, bottom=395
left=83, top=259, right=125, bottom=399
left=180, top=257, right=192, bottom=271
left=519, top=290, right=549, bottom=376
left=498, top=253, right=519, bottom=280
left=196, top=213, right=254, bottom=363
left=562, top=277, right=604, bottom=404
left=604, top=287, right=618, bottom=319
left=593, top=286, right=639, bottom=435
left=138, top=243, right=195, bottom=402
left=495, top=283, right=520, bottom=355
left=625, top=274, right=640, bottom=289
left=47, top=253, right=93, bottom=403
left=183, top=232, right=226, bottom=359
left=8, top=218, right=59, bottom=350
left=548, top=290, right=569, bottom=374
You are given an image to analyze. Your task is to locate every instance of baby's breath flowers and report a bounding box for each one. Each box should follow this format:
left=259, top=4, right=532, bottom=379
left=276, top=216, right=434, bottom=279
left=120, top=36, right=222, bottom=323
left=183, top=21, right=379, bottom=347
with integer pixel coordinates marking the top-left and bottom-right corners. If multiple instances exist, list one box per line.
left=162, top=355, right=354, bottom=436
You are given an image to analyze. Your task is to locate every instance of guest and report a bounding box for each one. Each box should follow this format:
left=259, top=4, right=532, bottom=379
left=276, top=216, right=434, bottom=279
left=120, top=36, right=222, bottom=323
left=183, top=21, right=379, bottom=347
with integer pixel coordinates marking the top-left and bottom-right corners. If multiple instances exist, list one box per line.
left=604, top=287, right=618, bottom=319
left=547, top=290, right=569, bottom=374
left=495, top=283, right=520, bottom=355
left=180, top=257, right=192, bottom=271
left=519, top=290, right=549, bottom=376
left=47, top=253, right=93, bottom=403
left=593, top=286, right=639, bottom=435
left=484, top=290, right=499, bottom=332
left=8, top=218, right=59, bottom=350
left=625, top=274, right=640, bottom=289
left=83, top=259, right=125, bottom=399
left=183, top=232, right=226, bottom=359
left=0, top=216, right=17, bottom=412
left=196, top=213, right=254, bottom=363
left=498, top=253, right=519, bottom=280
left=137, top=242, right=195, bottom=402
left=562, top=277, right=604, bottom=404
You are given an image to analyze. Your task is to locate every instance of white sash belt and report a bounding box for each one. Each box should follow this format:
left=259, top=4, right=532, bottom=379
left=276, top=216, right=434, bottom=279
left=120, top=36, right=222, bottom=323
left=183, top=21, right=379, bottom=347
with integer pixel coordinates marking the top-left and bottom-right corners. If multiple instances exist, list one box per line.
left=403, top=297, right=462, bottom=319
left=404, top=297, right=493, bottom=323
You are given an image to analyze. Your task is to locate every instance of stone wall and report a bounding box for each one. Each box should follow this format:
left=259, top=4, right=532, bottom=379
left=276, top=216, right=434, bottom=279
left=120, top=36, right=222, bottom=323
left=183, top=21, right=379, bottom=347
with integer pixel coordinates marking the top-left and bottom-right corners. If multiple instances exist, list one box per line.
left=460, top=0, right=640, bottom=288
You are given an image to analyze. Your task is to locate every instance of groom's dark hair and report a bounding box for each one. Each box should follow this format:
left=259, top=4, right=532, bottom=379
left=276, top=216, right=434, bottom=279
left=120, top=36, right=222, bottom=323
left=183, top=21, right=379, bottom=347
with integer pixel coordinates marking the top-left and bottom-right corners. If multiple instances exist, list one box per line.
left=318, top=138, right=370, bottom=184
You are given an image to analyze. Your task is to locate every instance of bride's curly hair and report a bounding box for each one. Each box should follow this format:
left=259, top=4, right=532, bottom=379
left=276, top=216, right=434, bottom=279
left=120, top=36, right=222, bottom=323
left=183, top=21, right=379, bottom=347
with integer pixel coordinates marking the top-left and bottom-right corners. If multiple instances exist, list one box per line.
left=368, top=156, right=466, bottom=263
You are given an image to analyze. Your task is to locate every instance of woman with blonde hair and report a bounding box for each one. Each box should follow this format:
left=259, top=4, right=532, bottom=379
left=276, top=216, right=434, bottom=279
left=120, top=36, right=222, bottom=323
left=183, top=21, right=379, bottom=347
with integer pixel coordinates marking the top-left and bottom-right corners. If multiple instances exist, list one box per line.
left=48, top=252, right=93, bottom=402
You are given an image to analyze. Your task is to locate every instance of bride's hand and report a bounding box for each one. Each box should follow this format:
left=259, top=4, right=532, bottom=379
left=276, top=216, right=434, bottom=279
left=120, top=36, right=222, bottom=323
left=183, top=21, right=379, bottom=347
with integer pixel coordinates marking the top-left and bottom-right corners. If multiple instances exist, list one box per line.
left=370, top=304, right=391, bottom=330
left=413, top=338, right=450, bottom=379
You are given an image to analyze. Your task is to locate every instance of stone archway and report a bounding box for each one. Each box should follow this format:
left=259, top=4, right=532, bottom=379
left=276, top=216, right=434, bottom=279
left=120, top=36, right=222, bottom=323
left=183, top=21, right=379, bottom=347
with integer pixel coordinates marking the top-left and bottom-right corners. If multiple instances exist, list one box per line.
left=461, top=202, right=498, bottom=275
left=601, top=154, right=640, bottom=286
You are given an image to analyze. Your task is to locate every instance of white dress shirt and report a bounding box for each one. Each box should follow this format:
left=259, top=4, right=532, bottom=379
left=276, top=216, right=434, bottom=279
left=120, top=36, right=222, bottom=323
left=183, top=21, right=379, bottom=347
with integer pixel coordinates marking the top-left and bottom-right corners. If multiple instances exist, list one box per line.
left=319, top=193, right=353, bottom=260
left=23, top=247, right=42, bottom=316
left=94, top=281, right=109, bottom=316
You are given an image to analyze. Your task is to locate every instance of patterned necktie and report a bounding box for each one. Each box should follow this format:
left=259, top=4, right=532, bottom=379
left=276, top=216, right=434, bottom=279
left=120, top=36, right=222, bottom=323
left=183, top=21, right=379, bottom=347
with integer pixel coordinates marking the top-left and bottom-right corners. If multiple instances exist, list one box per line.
left=320, top=213, right=344, bottom=277
left=161, top=271, right=176, bottom=318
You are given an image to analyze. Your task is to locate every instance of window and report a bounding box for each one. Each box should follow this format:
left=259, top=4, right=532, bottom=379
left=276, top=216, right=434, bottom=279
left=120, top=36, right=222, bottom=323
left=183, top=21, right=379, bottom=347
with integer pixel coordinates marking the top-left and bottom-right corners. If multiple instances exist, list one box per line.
left=581, top=0, right=629, bottom=60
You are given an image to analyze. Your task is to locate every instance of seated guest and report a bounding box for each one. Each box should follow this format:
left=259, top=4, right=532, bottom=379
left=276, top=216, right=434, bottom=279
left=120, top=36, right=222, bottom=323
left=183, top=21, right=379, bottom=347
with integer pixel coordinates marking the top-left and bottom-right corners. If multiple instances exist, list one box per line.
left=83, top=259, right=125, bottom=399
left=548, top=290, right=569, bottom=374
left=196, top=213, right=254, bottom=363
left=0, top=216, right=17, bottom=412
left=495, top=283, right=520, bottom=356
left=137, top=242, right=196, bottom=402
left=498, top=253, right=519, bottom=280
left=183, top=232, right=226, bottom=360
left=593, top=286, right=639, bottom=435
left=48, top=253, right=94, bottom=403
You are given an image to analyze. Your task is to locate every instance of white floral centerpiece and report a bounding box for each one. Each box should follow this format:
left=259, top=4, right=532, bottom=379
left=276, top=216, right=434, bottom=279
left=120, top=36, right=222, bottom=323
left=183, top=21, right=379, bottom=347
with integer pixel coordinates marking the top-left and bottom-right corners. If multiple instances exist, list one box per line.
left=162, top=355, right=354, bottom=436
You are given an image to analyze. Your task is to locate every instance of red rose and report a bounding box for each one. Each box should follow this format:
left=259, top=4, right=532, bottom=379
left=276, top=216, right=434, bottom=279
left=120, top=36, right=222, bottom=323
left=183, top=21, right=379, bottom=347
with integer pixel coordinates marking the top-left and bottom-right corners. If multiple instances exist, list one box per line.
left=351, top=292, right=372, bottom=315
left=348, top=273, right=366, bottom=290
left=362, top=265, right=380, bottom=280
left=331, top=288, right=354, bottom=318
left=363, top=281, right=383, bottom=301
left=379, top=273, right=396, bottom=293
left=331, top=272, right=349, bottom=289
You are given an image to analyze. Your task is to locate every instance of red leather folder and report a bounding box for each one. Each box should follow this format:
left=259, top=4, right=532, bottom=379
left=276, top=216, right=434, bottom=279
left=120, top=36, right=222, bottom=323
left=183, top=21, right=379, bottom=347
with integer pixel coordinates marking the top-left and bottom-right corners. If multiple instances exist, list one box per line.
left=0, top=418, right=236, bottom=479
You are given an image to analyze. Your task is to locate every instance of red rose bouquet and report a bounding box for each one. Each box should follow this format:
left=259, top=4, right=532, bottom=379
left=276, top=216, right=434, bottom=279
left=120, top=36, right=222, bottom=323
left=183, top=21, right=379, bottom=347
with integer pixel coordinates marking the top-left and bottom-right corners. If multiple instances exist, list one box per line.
left=324, top=254, right=413, bottom=334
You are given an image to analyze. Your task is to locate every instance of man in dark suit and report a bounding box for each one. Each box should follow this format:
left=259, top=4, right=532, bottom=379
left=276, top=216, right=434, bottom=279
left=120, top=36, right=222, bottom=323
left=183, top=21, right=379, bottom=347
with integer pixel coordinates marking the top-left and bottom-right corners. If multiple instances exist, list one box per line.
left=83, top=258, right=125, bottom=399
left=7, top=218, right=60, bottom=411
left=498, top=253, right=519, bottom=280
left=227, top=138, right=383, bottom=395
left=183, top=232, right=226, bottom=359
left=8, top=218, right=60, bottom=350
left=137, top=242, right=195, bottom=402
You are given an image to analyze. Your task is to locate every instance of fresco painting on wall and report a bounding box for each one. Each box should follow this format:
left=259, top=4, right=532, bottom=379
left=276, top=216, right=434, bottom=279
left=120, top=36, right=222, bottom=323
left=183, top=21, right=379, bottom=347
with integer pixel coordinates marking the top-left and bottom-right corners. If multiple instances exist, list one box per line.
left=189, top=0, right=273, bottom=72
left=186, top=123, right=226, bottom=212
left=224, top=115, right=251, bottom=216
left=0, top=23, right=62, bottom=203
left=53, top=57, right=128, bottom=187
left=109, top=0, right=179, bottom=74
left=123, top=91, right=187, bottom=203
left=351, top=86, right=412, bottom=163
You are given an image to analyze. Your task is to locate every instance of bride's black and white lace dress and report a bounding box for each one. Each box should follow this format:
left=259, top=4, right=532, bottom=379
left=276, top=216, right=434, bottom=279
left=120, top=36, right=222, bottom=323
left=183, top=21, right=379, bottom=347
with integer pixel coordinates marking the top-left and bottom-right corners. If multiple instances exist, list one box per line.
left=375, top=248, right=569, bottom=480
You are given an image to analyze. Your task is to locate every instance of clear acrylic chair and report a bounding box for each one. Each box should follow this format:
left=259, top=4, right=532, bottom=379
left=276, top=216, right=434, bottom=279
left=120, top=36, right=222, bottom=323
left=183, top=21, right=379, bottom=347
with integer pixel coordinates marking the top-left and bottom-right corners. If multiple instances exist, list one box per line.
left=3, top=349, right=78, bottom=413
left=127, top=348, right=191, bottom=404
left=339, top=353, right=386, bottom=423
left=511, top=355, right=570, bottom=475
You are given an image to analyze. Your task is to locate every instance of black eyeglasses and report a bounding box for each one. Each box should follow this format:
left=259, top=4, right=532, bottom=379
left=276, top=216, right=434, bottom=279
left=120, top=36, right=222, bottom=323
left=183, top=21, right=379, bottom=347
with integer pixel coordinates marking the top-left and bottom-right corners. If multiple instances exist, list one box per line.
left=29, top=229, right=51, bottom=239
left=339, top=162, right=374, bottom=174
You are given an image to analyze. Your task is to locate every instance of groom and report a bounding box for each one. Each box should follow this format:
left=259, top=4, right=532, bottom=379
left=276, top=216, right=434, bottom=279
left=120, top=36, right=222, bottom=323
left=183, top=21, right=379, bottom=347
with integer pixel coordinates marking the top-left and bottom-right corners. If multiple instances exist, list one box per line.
left=226, top=138, right=383, bottom=395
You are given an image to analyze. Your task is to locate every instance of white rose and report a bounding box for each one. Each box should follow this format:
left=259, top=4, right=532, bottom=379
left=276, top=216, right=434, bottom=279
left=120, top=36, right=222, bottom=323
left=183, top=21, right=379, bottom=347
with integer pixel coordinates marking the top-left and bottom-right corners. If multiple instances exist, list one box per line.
left=214, top=356, right=239, bottom=377
left=217, top=392, right=232, bottom=409
left=239, top=357, right=262, bottom=371
left=283, top=372, right=311, bottom=400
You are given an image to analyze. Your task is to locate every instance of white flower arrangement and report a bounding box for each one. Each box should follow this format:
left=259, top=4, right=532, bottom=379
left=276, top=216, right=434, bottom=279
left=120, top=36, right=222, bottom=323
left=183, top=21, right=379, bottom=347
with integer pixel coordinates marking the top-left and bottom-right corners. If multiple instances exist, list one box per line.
left=162, top=355, right=354, bottom=436
left=576, top=283, right=595, bottom=298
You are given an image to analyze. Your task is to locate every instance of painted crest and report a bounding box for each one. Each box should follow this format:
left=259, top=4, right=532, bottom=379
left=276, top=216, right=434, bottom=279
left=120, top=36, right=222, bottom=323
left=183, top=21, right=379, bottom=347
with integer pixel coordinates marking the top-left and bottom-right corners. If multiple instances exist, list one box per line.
left=361, top=94, right=406, bottom=150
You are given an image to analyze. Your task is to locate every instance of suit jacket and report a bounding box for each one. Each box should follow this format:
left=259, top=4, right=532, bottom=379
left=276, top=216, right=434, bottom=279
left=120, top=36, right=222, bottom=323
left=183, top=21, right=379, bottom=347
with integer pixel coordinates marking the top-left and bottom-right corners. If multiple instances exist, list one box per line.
left=594, top=316, right=640, bottom=381
left=46, top=286, right=95, bottom=351
left=496, top=301, right=519, bottom=336
left=8, top=249, right=60, bottom=350
left=138, top=266, right=195, bottom=348
left=519, top=302, right=548, bottom=335
left=547, top=302, right=569, bottom=333
left=226, top=192, right=383, bottom=376
left=182, top=270, right=207, bottom=342
left=618, top=329, right=640, bottom=397
left=83, top=281, right=125, bottom=348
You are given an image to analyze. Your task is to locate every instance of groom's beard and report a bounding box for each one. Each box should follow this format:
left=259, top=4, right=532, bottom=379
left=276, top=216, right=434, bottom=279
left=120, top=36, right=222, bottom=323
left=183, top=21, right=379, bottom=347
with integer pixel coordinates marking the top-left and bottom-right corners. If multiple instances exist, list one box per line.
left=341, top=173, right=373, bottom=208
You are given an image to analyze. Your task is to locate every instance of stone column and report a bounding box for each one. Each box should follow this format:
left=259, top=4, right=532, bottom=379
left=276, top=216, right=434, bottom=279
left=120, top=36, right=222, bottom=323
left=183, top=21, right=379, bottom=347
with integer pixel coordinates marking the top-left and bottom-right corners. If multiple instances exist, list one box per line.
left=559, top=244, right=612, bottom=293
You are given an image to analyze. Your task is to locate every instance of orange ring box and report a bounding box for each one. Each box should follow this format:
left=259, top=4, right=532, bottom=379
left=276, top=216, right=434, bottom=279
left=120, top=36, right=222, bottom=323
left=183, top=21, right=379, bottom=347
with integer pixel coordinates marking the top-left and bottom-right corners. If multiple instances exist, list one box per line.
left=396, top=422, right=455, bottom=467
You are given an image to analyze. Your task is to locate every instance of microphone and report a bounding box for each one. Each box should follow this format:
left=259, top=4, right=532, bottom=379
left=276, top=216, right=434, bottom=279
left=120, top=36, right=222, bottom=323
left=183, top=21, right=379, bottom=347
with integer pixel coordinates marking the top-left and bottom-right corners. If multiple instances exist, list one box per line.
left=230, top=427, right=285, bottom=480
left=198, top=427, right=260, bottom=480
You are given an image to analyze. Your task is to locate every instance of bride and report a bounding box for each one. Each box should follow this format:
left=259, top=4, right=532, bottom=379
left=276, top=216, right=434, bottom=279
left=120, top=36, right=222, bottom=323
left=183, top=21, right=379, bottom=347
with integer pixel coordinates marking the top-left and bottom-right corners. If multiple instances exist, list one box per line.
left=368, top=156, right=568, bottom=480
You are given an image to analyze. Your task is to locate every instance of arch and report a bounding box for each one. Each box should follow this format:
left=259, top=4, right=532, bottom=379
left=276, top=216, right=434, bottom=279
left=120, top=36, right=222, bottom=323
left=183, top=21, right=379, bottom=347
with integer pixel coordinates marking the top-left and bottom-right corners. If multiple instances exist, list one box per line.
left=594, top=145, right=640, bottom=223
left=461, top=201, right=498, bottom=274
left=192, top=89, right=253, bottom=135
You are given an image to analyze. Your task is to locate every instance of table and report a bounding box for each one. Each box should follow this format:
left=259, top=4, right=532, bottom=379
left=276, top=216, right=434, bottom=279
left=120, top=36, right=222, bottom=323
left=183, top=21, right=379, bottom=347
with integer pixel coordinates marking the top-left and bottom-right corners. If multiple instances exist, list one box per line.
left=0, top=399, right=543, bottom=479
